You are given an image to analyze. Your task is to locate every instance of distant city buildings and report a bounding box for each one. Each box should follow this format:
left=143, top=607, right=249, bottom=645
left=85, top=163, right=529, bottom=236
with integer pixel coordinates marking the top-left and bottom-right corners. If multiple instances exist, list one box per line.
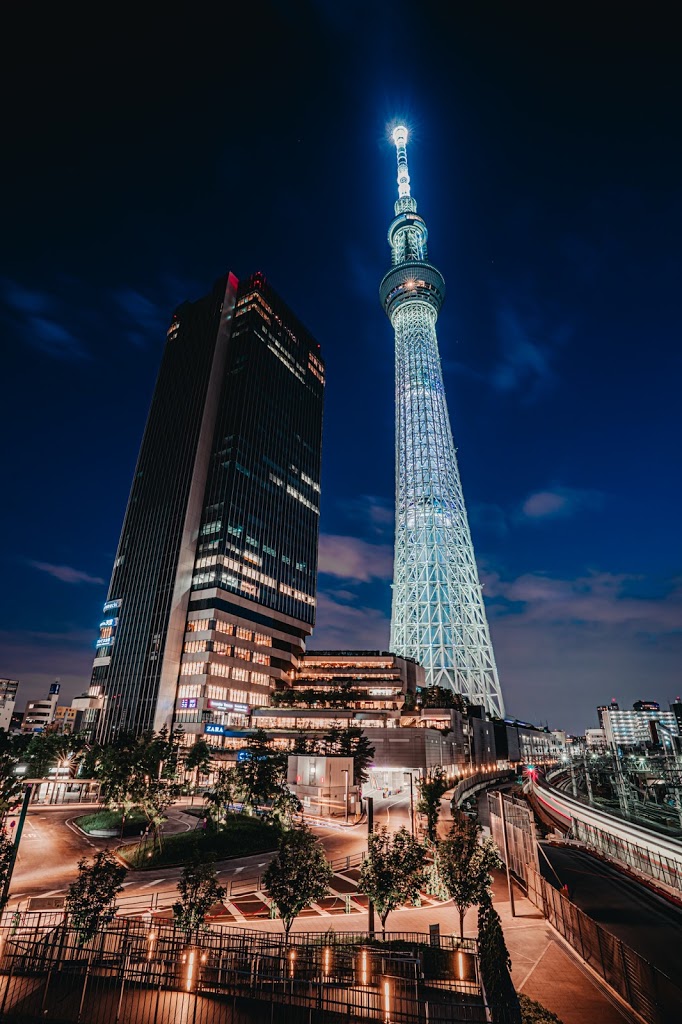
left=21, top=682, right=60, bottom=733
left=89, top=271, right=324, bottom=745
left=0, top=677, right=19, bottom=733
left=601, top=703, right=680, bottom=751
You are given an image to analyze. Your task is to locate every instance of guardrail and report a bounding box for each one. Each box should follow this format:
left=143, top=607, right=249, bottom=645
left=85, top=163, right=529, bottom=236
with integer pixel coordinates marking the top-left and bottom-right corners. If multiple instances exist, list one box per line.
left=114, top=849, right=366, bottom=914
left=451, top=770, right=514, bottom=809
left=525, top=867, right=682, bottom=1024
left=528, top=772, right=682, bottom=895
left=0, top=918, right=484, bottom=1024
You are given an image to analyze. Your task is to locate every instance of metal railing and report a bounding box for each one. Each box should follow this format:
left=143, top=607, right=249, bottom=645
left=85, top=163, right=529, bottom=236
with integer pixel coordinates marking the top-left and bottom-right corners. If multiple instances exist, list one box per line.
left=525, top=868, right=682, bottom=1024
left=0, top=917, right=485, bottom=1023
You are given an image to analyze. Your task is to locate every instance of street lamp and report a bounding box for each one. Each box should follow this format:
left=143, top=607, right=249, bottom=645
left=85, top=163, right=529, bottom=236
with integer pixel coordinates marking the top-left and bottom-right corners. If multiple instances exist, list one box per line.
left=403, top=770, right=415, bottom=837
left=342, top=768, right=349, bottom=824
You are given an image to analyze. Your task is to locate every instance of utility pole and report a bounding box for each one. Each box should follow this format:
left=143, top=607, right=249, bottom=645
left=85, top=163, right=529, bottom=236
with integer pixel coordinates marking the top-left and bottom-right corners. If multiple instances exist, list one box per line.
left=342, top=769, right=349, bottom=824
left=569, top=757, right=577, bottom=798
left=497, top=791, right=515, bottom=917
left=583, top=756, right=594, bottom=804
left=1, top=784, right=32, bottom=910
left=366, top=796, right=374, bottom=936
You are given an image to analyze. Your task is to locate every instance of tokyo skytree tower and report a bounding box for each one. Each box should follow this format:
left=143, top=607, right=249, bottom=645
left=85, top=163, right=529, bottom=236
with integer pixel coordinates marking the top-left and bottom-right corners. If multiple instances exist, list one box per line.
left=380, top=126, right=505, bottom=718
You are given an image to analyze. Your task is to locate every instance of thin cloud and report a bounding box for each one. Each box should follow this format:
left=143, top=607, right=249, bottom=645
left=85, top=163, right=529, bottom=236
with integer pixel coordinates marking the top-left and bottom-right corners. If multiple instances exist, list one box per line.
left=311, top=592, right=390, bottom=650
left=337, top=495, right=394, bottom=536
left=491, top=302, right=572, bottom=401
left=482, top=570, right=682, bottom=732
left=520, top=486, right=603, bottom=521
left=484, top=568, right=682, bottom=631
left=115, top=287, right=166, bottom=347
left=318, top=534, right=393, bottom=583
left=29, top=561, right=105, bottom=585
left=2, top=277, right=89, bottom=361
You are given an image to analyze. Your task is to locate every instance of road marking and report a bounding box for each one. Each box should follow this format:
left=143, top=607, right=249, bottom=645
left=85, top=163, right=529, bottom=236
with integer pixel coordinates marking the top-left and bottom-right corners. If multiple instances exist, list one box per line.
left=40, top=889, right=65, bottom=898
left=233, top=867, right=244, bottom=874
left=120, top=882, right=135, bottom=887
left=141, top=878, right=165, bottom=888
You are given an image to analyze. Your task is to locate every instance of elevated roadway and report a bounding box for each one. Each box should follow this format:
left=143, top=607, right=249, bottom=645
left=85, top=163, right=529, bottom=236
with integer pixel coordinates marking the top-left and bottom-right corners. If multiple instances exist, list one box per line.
left=528, top=770, right=682, bottom=898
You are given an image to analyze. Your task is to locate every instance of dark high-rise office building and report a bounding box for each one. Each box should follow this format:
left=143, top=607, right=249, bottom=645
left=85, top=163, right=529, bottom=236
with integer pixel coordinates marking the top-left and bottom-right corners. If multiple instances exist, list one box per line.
left=91, top=272, right=324, bottom=746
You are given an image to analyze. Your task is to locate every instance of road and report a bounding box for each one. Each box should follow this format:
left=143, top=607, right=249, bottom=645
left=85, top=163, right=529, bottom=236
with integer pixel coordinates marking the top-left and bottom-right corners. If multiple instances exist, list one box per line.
left=8, top=789, right=413, bottom=905
left=540, top=843, right=682, bottom=980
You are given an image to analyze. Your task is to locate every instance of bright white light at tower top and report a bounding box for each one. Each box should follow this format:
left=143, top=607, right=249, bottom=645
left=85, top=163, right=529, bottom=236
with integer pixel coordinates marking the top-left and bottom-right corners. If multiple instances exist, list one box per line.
left=392, top=125, right=411, bottom=198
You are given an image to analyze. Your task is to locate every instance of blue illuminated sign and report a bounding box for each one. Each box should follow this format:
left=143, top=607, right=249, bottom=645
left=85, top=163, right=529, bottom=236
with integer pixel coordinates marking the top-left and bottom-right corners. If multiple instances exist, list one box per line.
left=180, top=698, right=198, bottom=710
left=96, top=637, right=114, bottom=648
left=103, top=599, right=122, bottom=613
left=204, top=723, right=228, bottom=736
left=99, top=618, right=118, bottom=629
left=236, top=749, right=250, bottom=762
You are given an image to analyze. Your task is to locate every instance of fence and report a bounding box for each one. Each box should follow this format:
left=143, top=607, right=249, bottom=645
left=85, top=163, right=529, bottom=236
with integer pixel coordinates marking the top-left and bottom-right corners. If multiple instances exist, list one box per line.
left=0, top=916, right=485, bottom=1023
left=111, top=849, right=366, bottom=915
left=487, top=793, right=538, bottom=885
left=525, top=868, right=682, bottom=1024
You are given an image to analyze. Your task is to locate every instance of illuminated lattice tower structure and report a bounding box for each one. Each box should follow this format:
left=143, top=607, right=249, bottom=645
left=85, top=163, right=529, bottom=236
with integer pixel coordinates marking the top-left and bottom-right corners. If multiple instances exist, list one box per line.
left=380, top=126, right=505, bottom=717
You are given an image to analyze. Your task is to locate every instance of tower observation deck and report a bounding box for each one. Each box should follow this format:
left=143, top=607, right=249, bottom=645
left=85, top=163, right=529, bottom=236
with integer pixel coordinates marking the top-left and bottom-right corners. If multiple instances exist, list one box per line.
left=380, top=125, right=505, bottom=718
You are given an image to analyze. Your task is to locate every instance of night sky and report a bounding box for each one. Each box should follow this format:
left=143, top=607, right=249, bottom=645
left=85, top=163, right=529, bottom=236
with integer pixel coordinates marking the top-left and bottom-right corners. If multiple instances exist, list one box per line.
left=2, top=5, right=680, bottom=733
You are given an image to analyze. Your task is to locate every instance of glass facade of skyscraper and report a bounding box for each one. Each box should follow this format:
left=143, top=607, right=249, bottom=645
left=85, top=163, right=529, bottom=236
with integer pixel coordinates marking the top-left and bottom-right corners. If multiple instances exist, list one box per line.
left=90, top=271, right=324, bottom=745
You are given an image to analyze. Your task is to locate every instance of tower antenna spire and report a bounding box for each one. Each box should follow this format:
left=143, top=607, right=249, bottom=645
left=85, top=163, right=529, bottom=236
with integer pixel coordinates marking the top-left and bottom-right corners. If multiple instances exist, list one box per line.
left=392, top=125, right=411, bottom=200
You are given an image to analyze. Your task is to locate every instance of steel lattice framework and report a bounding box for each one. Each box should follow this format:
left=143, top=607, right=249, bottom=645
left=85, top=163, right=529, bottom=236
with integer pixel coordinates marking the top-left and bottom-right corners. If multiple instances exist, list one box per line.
left=380, top=126, right=505, bottom=717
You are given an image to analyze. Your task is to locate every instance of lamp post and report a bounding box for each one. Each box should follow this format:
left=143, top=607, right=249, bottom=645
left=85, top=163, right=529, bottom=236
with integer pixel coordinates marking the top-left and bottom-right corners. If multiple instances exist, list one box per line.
left=403, top=770, right=415, bottom=837
left=342, top=768, right=349, bottom=824
left=366, top=795, right=374, bottom=936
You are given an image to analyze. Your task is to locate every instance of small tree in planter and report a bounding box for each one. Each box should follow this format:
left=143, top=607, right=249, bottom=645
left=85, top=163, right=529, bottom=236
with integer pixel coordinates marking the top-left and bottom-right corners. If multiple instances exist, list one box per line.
left=436, top=813, right=502, bottom=936
left=173, top=855, right=226, bottom=937
left=263, top=825, right=332, bottom=942
left=65, top=850, right=127, bottom=943
left=416, top=766, right=449, bottom=844
left=478, top=893, right=522, bottom=1024
left=184, top=739, right=213, bottom=803
left=359, top=825, right=426, bottom=936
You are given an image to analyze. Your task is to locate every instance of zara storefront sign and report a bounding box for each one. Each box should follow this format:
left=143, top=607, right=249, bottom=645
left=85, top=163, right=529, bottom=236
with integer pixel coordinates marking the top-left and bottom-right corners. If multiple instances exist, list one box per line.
left=204, top=723, right=229, bottom=736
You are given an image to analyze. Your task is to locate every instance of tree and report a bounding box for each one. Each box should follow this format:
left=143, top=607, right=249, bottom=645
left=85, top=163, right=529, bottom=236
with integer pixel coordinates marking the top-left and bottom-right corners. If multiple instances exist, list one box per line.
left=204, top=766, right=238, bottom=830
left=65, top=850, right=127, bottom=943
left=95, top=729, right=182, bottom=850
left=478, top=893, right=522, bottom=1024
left=416, top=766, right=449, bottom=843
left=323, top=725, right=375, bottom=786
left=0, top=830, right=15, bottom=909
left=184, top=739, right=213, bottom=802
left=359, top=825, right=426, bottom=936
left=436, top=814, right=502, bottom=936
left=230, top=730, right=289, bottom=817
left=173, top=854, right=226, bottom=935
left=0, top=751, right=22, bottom=818
left=419, top=686, right=469, bottom=713
left=263, top=825, right=333, bottom=942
